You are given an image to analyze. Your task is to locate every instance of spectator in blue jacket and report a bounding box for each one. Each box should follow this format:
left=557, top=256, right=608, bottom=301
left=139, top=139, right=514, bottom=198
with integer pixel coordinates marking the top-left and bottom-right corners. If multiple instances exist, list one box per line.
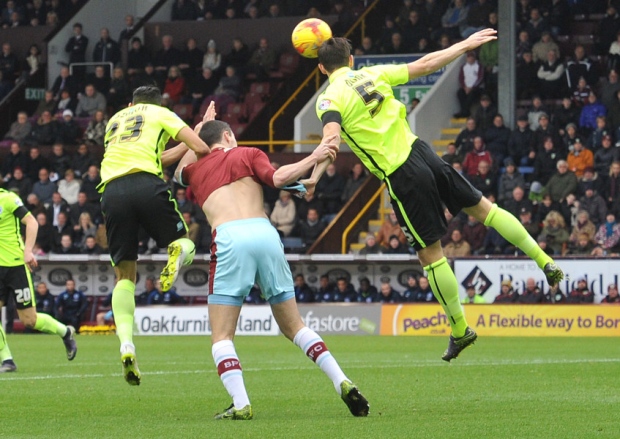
left=147, top=279, right=186, bottom=305
left=55, top=279, right=88, bottom=332
left=579, top=91, right=607, bottom=135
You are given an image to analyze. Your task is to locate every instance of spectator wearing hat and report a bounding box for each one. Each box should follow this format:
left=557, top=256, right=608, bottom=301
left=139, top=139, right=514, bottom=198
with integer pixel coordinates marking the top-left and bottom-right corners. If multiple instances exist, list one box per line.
left=544, top=284, right=567, bottom=303
left=202, top=39, right=222, bottom=74
left=586, top=116, right=611, bottom=152
left=579, top=92, right=607, bottom=135
left=55, top=109, right=81, bottom=144
left=594, top=135, right=619, bottom=175
left=519, top=207, right=540, bottom=238
left=567, top=276, right=594, bottom=303
left=443, top=229, right=471, bottom=258
left=567, top=138, right=594, bottom=178
left=562, top=122, right=579, bottom=153
left=531, top=112, right=561, bottom=154
left=544, top=160, right=578, bottom=203
left=455, top=50, right=484, bottom=118
left=519, top=278, right=545, bottom=303
left=537, top=48, right=565, bottom=99
left=462, top=285, right=486, bottom=304
left=553, top=98, right=580, bottom=138
left=498, top=158, right=525, bottom=202
left=533, top=136, right=564, bottom=185
left=383, top=234, right=410, bottom=254
left=508, top=115, right=533, bottom=166
left=578, top=167, right=605, bottom=197
left=473, top=94, right=496, bottom=133
left=359, top=232, right=382, bottom=255
left=494, top=279, right=518, bottom=303
left=601, top=284, right=620, bottom=304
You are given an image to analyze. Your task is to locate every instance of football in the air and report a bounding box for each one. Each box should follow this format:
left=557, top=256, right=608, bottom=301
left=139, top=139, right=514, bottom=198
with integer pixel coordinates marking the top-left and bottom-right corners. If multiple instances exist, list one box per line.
left=291, top=18, right=333, bottom=58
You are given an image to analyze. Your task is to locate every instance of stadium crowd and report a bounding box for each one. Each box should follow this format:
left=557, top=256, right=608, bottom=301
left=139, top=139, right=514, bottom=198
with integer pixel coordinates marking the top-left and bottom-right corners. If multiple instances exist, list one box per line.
left=1, top=0, right=620, bottom=259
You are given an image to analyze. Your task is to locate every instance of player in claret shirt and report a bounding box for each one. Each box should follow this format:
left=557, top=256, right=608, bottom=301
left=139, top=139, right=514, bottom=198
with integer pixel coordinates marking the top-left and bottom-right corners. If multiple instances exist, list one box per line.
left=176, top=119, right=368, bottom=420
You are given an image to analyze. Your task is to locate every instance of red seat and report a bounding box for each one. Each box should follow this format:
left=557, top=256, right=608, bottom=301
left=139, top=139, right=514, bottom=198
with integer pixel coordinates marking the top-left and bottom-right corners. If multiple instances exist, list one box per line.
left=249, top=82, right=270, bottom=97
left=173, top=104, right=194, bottom=122
left=277, top=52, right=299, bottom=77
left=226, top=102, right=247, bottom=121
left=221, top=112, right=239, bottom=124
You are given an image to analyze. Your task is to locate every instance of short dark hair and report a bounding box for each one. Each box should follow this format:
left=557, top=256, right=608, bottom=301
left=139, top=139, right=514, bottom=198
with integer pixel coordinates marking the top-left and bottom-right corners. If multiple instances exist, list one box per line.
left=132, top=85, right=162, bottom=105
left=199, top=120, right=231, bottom=146
left=318, top=37, right=352, bottom=73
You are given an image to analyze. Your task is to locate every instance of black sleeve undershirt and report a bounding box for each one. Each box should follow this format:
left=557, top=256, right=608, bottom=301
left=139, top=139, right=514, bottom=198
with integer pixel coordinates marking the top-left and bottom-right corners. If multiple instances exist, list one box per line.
left=321, top=110, right=342, bottom=126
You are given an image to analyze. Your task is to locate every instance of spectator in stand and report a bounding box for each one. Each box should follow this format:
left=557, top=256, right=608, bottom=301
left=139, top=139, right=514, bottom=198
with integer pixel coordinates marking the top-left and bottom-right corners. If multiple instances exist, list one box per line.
left=1, top=141, right=27, bottom=182
left=567, top=275, right=594, bottom=303
left=25, top=146, right=48, bottom=182
left=578, top=188, right=607, bottom=227
left=469, top=160, right=496, bottom=197
left=0, top=42, right=18, bottom=80
left=593, top=213, right=620, bottom=254
left=341, top=163, right=368, bottom=202
left=333, top=277, right=355, bottom=303
left=354, top=277, right=378, bottom=303
left=224, top=37, right=250, bottom=73
left=178, top=37, right=203, bottom=80
left=401, top=9, right=429, bottom=52
left=481, top=226, right=509, bottom=254
left=107, top=67, right=130, bottom=112
left=600, top=70, right=620, bottom=112
left=135, top=277, right=156, bottom=305
left=531, top=31, right=559, bottom=64
left=579, top=165, right=606, bottom=197
left=594, top=136, right=619, bottom=177
left=80, top=165, right=101, bottom=203
left=604, top=161, right=620, bottom=211
left=45, top=11, right=59, bottom=27
left=571, top=76, right=591, bottom=109
left=26, top=110, right=57, bottom=146
left=32, top=168, right=57, bottom=204
left=586, top=116, right=611, bottom=152
left=35, top=90, right=56, bottom=117
left=460, top=0, right=493, bottom=38
left=163, top=65, right=185, bottom=104
left=28, top=0, right=46, bottom=26
left=507, top=115, right=532, bottom=165
left=6, top=167, right=32, bottom=200
left=538, top=210, right=569, bottom=255
left=76, top=84, right=107, bottom=118
left=579, top=92, right=607, bottom=135
left=154, top=35, right=182, bottom=81
left=520, top=206, right=540, bottom=238
left=537, top=49, right=565, bottom=99
left=532, top=113, right=563, bottom=155
left=127, top=37, right=151, bottom=76
left=188, top=67, right=217, bottom=115
left=51, top=66, right=78, bottom=100
left=443, top=228, right=471, bottom=257
left=55, top=278, right=88, bottom=331
left=484, top=114, right=510, bottom=165
left=494, top=279, right=518, bottom=303
left=314, top=275, right=337, bottom=303
left=55, top=89, right=77, bottom=116
left=441, top=142, right=462, bottom=165
left=246, top=37, right=277, bottom=81
left=567, top=138, right=594, bottom=178
left=454, top=51, right=484, bottom=118
left=544, top=160, right=578, bottom=203
left=70, top=143, right=95, bottom=179
left=412, top=276, right=435, bottom=303
left=519, top=278, right=545, bottom=303
left=296, top=191, right=322, bottom=222
left=118, top=14, right=134, bottom=41
left=64, top=23, right=88, bottom=81
left=536, top=192, right=561, bottom=224
left=462, top=285, right=486, bottom=304
left=567, top=231, right=596, bottom=255
left=293, top=274, right=314, bottom=303
left=527, top=95, right=547, bottom=131
left=382, top=31, right=409, bottom=55
left=3, top=111, right=31, bottom=142
left=562, top=123, right=579, bottom=153
left=503, top=186, right=533, bottom=218
left=34, top=212, right=53, bottom=253
left=566, top=45, right=596, bottom=90
left=355, top=36, right=379, bottom=56
left=92, top=27, right=120, bottom=72
left=544, top=284, right=567, bottom=303
left=472, top=94, right=496, bottom=133
left=375, top=210, right=407, bottom=248
left=601, top=284, right=620, bottom=304
left=270, top=190, right=296, bottom=237
left=202, top=40, right=222, bottom=75
left=315, top=163, right=345, bottom=223
left=35, top=282, right=56, bottom=318
left=440, top=207, right=464, bottom=246
left=461, top=215, right=486, bottom=254
left=148, top=279, right=186, bottom=305
left=81, top=235, right=103, bottom=255
left=455, top=117, right=480, bottom=156
left=181, top=212, right=200, bottom=248
left=498, top=158, right=525, bottom=203
left=359, top=232, right=382, bottom=255
left=437, top=0, right=468, bottom=41
left=533, top=136, right=564, bottom=185
left=57, top=169, right=80, bottom=205
left=56, top=110, right=80, bottom=144
left=524, top=7, right=549, bottom=42
left=553, top=98, right=579, bottom=137
left=72, top=211, right=96, bottom=249
left=171, top=0, right=198, bottom=20
left=383, top=234, right=410, bottom=254
left=462, top=136, right=492, bottom=177
left=377, top=281, right=401, bottom=304
left=27, top=193, right=46, bottom=217
left=204, top=65, right=241, bottom=113
left=517, top=49, right=540, bottom=99
left=298, top=208, right=325, bottom=248
left=84, top=110, right=107, bottom=146
left=569, top=210, right=597, bottom=245
left=48, top=143, right=71, bottom=181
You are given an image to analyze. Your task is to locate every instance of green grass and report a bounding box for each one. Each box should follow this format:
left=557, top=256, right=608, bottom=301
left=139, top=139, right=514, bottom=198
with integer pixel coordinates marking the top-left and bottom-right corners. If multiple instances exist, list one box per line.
left=0, top=335, right=616, bottom=439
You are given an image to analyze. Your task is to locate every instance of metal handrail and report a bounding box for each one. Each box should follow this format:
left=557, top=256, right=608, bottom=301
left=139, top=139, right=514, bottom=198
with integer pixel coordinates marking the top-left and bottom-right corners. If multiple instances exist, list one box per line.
left=267, top=0, right=382, bottom=152
left=341, top=183, right=385, bottom=254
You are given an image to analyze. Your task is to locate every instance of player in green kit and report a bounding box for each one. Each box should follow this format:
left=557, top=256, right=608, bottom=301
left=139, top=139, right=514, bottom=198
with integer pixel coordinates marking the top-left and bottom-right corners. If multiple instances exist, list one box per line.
left=0, top=189, right=77, bottom=372
left=99, top=86, right=210, bottom=385
left=313, top=29, right=564, bottom=361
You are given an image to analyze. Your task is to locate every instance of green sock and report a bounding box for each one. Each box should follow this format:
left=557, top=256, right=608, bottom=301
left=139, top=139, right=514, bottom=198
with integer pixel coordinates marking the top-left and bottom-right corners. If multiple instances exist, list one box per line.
left=34, top=313, right=68, bottom=337
left=173, top=237, right=196, bottom=266
left=425, top=257, right=468, bottom=338
left=112, top=279, right=136, bottom=346
left=484, top=204, right=553, bottom=269
left=0, top=325, right=13, bottom=361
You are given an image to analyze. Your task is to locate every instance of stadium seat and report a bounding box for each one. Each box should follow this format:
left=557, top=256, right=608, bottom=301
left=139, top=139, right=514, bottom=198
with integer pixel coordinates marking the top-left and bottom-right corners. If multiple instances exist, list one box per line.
left=270, top=52, right=299, bottom=79
left=228, top=122, right=247, bottom=137
left=226, top=102, right=247, bottom=121
left=221, top=112, right=239, bottom=124
left=173, top=104, right=194, bottom=123
left=249, top=82, right=270, bottom=97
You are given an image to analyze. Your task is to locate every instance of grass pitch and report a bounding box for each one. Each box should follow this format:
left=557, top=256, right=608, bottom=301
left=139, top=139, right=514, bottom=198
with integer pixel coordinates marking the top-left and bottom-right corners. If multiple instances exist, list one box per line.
left=0, top=335, right=616, bottom=439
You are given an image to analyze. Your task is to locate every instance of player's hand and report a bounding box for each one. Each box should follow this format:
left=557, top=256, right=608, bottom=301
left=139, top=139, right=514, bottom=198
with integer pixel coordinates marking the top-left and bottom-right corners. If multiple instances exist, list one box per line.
left=313, top=135, right=339, bottom=163
left=464, top=28, right=497, bottom=50
left=193, top=101, right=217, bottom=134
left=299, top=178, right=317, bottom=197
left=24, top=249, right=38, bottom=271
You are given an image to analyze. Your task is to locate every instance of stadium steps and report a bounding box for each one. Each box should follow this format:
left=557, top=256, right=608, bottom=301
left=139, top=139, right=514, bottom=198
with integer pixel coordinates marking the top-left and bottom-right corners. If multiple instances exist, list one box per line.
left=432, top=117, right=467, bottom=156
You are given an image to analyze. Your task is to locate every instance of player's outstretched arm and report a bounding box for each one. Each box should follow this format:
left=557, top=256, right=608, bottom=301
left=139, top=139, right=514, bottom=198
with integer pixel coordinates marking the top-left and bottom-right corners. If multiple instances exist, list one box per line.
left=21, top=213, right=38, bottom=270
left=162, top=102, right=216, bottom=167
left=300, top=122, right=341, bottom=195
left=176, top=126, right=211, bottom=156
left=273, top=135, right=339, bottom=188
left=407, top=28, right=497, bottom=80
